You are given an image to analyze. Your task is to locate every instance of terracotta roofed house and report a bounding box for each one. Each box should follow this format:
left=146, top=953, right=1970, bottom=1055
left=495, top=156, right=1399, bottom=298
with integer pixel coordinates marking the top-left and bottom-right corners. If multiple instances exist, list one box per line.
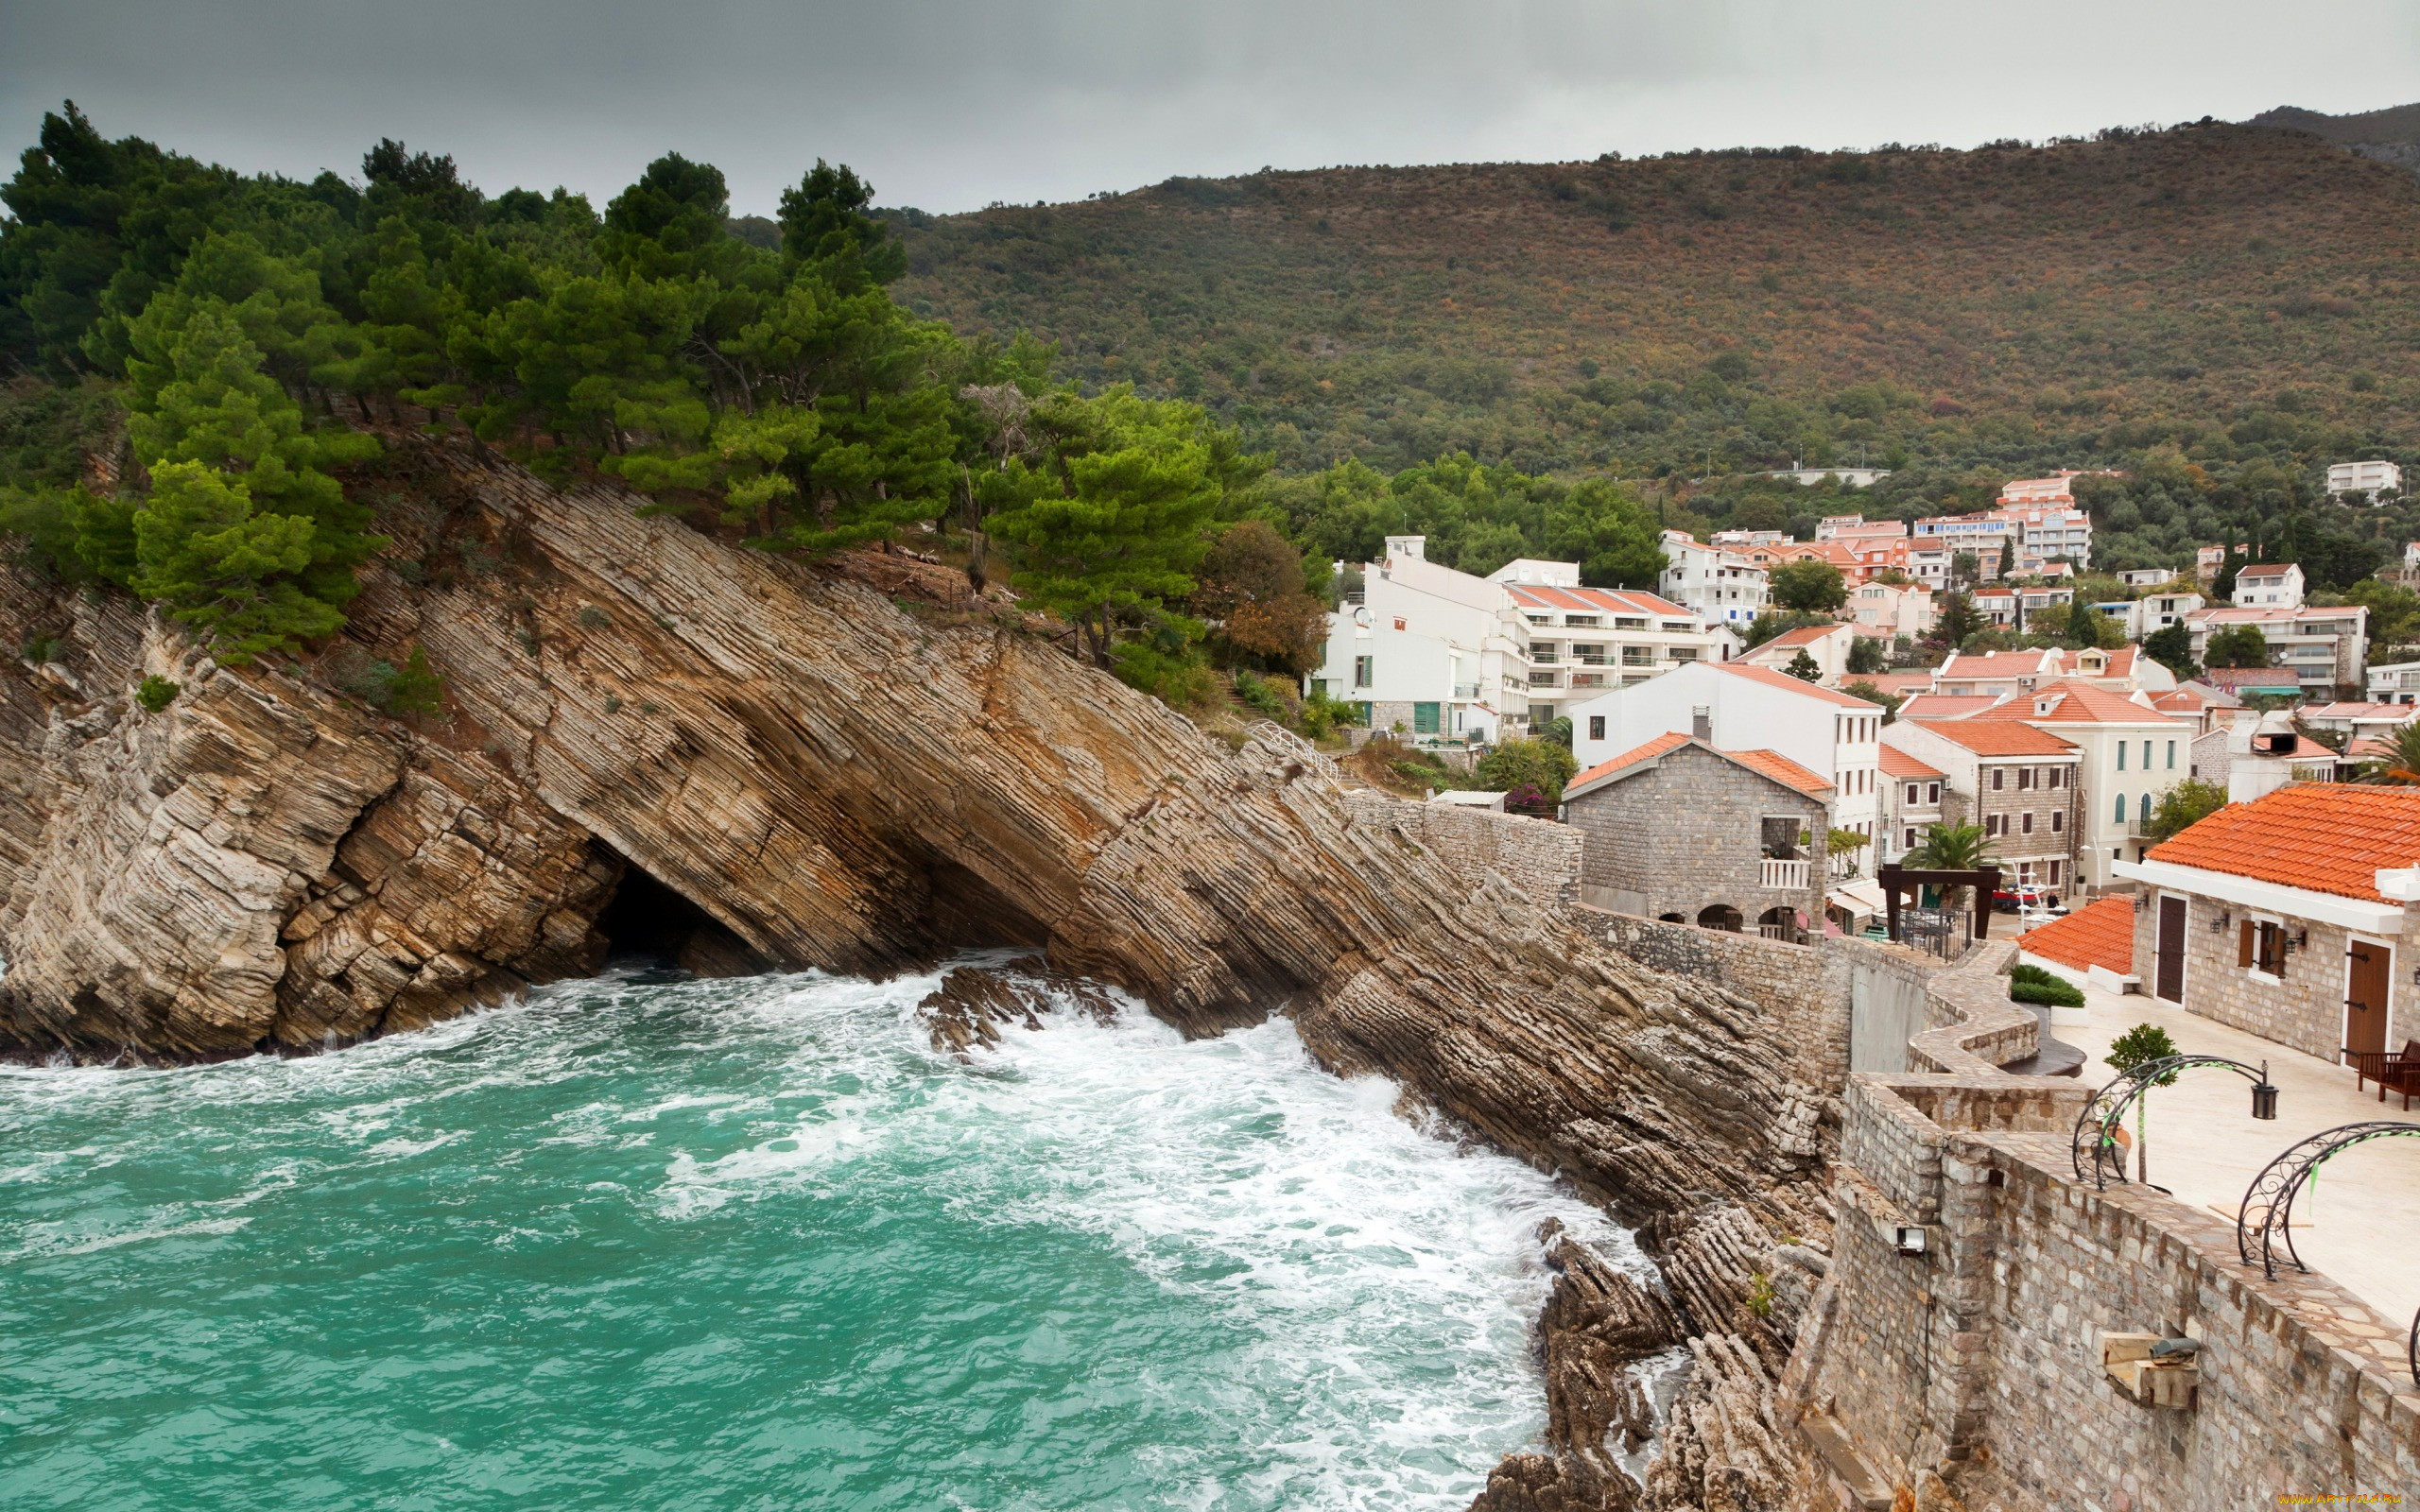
left=1738, top=622, right=1859, bottom=682
left=1500, top=581, right=1718, bottom=730
left=1561, top=732, right=1834, bottom=939
left=1877, top=745, right=1947, bottom=866
left=1968, top=679, right=2192, bottom=887
left=1933, top=648, right=2064, bottom=697
left=1881, top=717, right=2083, bottom=895
left=2117, top=784, right=2420, bottom=1067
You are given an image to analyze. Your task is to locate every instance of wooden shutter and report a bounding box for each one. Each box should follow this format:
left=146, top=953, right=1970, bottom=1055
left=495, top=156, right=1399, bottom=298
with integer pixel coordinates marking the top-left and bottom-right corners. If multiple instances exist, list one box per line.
left=2238, top=920, right=2254, bottom=968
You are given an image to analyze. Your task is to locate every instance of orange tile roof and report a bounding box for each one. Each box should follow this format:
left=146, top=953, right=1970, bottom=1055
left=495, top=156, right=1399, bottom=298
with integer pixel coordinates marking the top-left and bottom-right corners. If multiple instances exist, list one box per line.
left=1854, top=672, right=1940, bottom=696
left=1750, top=624, right=1841, bottom=652
left=1906, top=719, right=2081, bottom=756
left=1727, top=747, right=1837, bottom=798
left=1878, top=746, right=1945, bottom=780
left=1564, top=732, right=1836, bottom=802
left=1567, top=730, right=1694, bottom=791
left=1712, top=661, right=1880, bottom=707
left=2146, top=784, right=2420, bottom=902
left=1508, top=584, right=1695, bottom=617
left=1940, top=650, right=2058, bottom=679
left=1970, top=679, right=2182, bottom=727
left=2018, top=895, right=2135, bottom=976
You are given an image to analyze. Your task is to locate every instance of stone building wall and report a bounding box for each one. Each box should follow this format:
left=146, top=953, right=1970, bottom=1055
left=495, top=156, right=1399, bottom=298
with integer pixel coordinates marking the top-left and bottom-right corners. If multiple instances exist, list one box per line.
left=1560, top=744, right=1827, bottom=934
left=1340, top=789, right=1581, bottom=913
left=2129, top=891, right=2420, bottom=1064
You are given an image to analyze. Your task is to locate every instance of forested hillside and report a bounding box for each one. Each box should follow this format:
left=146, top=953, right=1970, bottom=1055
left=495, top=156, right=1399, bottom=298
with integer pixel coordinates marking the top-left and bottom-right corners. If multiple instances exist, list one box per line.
left=893, top=125, right=2420, bottom=482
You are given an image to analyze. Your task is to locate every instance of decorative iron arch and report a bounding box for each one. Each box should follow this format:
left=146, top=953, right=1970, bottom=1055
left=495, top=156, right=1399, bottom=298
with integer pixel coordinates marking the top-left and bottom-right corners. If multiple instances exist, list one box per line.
left=2070, top=1055, right=2274, bottom=1191
left=2411, top=1303, right=2418, bottom=1390
left=2237, top=1121, right=2420, bottom=1280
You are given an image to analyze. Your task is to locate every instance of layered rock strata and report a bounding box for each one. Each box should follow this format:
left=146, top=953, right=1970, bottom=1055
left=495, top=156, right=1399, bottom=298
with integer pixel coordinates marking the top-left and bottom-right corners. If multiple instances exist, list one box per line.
left=0, top=440, right=1832, bottom=1503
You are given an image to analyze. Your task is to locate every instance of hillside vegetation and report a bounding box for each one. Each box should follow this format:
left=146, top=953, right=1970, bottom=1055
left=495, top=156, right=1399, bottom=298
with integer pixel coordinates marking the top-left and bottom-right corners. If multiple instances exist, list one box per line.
left=893, top=125, right=2420, bottom=488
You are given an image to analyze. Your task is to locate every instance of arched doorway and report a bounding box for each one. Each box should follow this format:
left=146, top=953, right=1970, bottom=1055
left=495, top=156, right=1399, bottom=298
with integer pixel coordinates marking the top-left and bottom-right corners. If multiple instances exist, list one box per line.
left=1697, top=903, right=1743, bottom=933
left=1757, top=905, right=1798, bottom=941
left=1657, top=912, right=1686, bottom=923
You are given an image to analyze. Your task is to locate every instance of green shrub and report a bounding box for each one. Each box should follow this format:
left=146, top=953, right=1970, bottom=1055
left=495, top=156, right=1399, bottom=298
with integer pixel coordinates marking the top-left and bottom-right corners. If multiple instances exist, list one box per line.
left=1111, top=642, right=1217, bottom=708
left=135, top=674, right=181, bottom=713
left=1232, top=669, right=1286, bottom=719
left=2010, top=975, right=2083, bottom=1008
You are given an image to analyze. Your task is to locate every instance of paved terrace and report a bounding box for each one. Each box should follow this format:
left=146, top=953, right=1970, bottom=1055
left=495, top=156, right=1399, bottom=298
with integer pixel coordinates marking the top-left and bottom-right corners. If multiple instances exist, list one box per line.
left=2060, top=977, right=2420, bottom=1331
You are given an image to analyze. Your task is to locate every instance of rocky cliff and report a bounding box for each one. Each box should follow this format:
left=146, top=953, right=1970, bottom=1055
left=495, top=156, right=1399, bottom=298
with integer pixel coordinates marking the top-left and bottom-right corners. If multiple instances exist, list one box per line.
left=0, top=440, right=1825, bottom=1506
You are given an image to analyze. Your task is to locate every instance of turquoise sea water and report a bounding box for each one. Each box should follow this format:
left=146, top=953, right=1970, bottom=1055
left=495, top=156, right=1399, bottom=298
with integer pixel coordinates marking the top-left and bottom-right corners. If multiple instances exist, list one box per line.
left=0, top=964, right=1634, bottom=1510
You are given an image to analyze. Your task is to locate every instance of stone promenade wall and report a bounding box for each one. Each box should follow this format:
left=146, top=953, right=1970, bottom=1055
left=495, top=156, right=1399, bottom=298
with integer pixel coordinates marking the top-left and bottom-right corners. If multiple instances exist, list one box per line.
left=1792, top=1073, right=2420, bottom=1510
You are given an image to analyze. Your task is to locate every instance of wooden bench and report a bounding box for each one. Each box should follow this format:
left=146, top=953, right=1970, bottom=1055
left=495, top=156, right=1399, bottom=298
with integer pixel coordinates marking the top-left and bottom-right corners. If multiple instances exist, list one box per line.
left=2350, top=1040, right=2420, bottom=1111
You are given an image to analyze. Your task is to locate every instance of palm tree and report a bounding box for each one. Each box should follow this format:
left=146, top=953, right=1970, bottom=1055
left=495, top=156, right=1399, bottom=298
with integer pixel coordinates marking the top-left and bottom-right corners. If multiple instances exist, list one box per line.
left=1905, top=820, right=2000, bottom=910
left=2367, top=720, right=2420, bottom=784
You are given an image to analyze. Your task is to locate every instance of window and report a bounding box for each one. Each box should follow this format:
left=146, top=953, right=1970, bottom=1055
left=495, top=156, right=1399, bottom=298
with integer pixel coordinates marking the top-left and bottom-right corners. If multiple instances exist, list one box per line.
left=2048, top=860, right=2062, bottom=886
left=2018, top=766, right=2033, bottom=790
left=2117, top=742, right=2127, bottom=771
left=2138, top=792, right=2152, bottom=823
left=2048, top=767, right=2062, bottom=790
left=2166, top=741, right=2176, bottom=769
left=2050, top=810, right=2063, bottom=833
left=1588, top=715, right=1605, bottom=741
left=1905, top=828, right=1917, bottom=849
left=2240, top=919, right=2288, bottom=977
left=2113, top=793, right=2127, bottom=823
left=2142, top=739, right=2153, bottom=769
left=1992, top=767, right=2005, bottom=790
left=2021, top=812, right=2033, bottom=834
left=1927, top=782, right=1940, bottom=804
left=1353, top=656, right=1374, bottom=690
left=1413, top=702, right=1441, bottom=735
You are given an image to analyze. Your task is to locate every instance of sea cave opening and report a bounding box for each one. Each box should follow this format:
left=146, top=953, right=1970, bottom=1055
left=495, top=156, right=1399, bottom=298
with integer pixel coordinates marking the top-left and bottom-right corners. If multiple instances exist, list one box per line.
left=592, top=862, right=765, bottom=976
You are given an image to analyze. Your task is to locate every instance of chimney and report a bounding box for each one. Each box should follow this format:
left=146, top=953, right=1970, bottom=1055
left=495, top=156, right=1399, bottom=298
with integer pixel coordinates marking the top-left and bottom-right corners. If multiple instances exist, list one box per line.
left=1692, top=706, right=1713, bottom=741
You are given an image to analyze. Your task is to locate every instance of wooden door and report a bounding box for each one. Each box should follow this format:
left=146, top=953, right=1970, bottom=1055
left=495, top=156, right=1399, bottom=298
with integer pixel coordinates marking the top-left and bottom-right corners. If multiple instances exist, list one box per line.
left=2344, top=939, right=2391, bottom=1060
left=2154, top=896, right=2187, bottom=1003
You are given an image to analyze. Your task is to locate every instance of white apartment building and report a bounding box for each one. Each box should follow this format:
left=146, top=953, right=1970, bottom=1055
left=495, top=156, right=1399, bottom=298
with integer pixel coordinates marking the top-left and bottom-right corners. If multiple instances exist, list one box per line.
left=2118, top=567, right=2176, bottom=588
left=1309, top=536, right=1534, bottom=742
left=2325, top=458, right=2402, bottom=499
left=2187, top=604, right=2369, bottom=696
left=2367, top=659, right=2420, bottom=705
left=1569, top=662, right=1887, bottom=846
left=1994, top=504, right=2094, bottom=569
left=1814, top=516, right=1912, bottom=544
left=1709, top=529, right=1786, bottom=548
left=1503, top=579, right=1717, bottom=729
left=2140, top=590, right=2204, bottom=633
left=2231, top=562, right=2306, bottom=608
left=1658, top=531, right=1771, bottom=631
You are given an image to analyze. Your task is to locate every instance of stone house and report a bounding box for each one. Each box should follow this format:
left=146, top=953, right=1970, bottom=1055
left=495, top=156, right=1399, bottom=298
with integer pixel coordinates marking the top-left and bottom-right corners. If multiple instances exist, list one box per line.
left=1561, top=730, right=1832, bottom=940
left=1876, top=744, right=1946, bottom=867
left=2117, top=784, right=2420, bottom=1066
left=1880, top=717, right=2084, bottom=896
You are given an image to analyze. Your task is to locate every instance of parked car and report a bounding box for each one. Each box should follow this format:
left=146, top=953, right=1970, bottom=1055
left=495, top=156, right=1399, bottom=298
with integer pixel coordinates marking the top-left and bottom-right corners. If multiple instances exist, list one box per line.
left=1992, top=885, right=2057, bottom=914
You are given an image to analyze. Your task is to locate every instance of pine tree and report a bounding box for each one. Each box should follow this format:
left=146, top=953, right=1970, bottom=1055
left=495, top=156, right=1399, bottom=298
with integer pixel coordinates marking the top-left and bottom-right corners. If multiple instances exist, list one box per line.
left=130, top=461, right=344, bottom=662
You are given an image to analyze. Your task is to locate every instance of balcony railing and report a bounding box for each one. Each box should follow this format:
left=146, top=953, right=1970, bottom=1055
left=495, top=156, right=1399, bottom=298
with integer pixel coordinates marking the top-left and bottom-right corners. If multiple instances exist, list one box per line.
left=1760, top=858, right=1810, bottom=890
left=1569, top=672, right=1607, bottom=689
left=1530, top=671, right=1560, bottom=689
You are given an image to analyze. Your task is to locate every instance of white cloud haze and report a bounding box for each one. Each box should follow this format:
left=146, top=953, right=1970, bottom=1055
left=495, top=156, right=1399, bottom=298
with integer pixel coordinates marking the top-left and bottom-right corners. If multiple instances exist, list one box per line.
left=3, top=0, right=2416, bottom=215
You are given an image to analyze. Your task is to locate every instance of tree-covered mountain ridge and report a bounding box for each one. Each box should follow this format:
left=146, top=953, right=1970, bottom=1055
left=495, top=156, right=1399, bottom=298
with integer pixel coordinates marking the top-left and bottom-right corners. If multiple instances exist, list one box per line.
left=891, top=120, right=2420, bottom=483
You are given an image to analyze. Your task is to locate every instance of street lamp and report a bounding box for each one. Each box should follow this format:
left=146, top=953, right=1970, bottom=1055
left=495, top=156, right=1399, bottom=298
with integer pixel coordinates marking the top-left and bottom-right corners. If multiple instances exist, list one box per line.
left=2252, top=1061, right=2278, bottom=1121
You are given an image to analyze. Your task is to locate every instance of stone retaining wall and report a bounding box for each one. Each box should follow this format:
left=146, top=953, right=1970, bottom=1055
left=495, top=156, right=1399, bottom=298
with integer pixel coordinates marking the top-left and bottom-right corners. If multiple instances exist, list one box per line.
left=1341, top=790, right=1581, bottom=912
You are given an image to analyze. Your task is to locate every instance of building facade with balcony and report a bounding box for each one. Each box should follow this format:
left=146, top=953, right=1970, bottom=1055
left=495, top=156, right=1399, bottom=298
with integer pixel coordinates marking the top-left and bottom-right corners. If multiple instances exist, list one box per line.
left=1658, top=531, right=1771, bottom=630
left=1307, top=535, right=1535, bottom=742
left=2231, top=562, right=2306, bottom=608
left=2366, top=659, right=2420, bottom=706
left=1881, top=718, right=2084, bottom=896
left=1967, top=679, right=2192, bottom=891
left=1501, top=579, right=1719, bottom=729
left=2324, top=458, right=2402, bottom=500
left=2185, top=604, right=2369, bottom=696
left=1560, top=730, right=1832, bottom=940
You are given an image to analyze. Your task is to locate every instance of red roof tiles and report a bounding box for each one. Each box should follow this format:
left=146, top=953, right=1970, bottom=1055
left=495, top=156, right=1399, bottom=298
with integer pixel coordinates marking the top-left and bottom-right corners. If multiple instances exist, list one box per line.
left=1905, top=719, right=2081, bottom=756
left=2018, top=895, right=2135, bottom=976
left=2146, top=784, right=2420, bottom=902
left=1728, top=747, right=1836, bottom=798
left=1567, top=730, right=1693, bottom=791
left=1877, top=746, right=1945, bottom=780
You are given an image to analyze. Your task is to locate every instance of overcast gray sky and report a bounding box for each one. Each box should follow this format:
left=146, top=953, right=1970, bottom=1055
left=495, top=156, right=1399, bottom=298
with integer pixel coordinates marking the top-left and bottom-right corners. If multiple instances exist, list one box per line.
left=5, top=1, right=2417, bottom=216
